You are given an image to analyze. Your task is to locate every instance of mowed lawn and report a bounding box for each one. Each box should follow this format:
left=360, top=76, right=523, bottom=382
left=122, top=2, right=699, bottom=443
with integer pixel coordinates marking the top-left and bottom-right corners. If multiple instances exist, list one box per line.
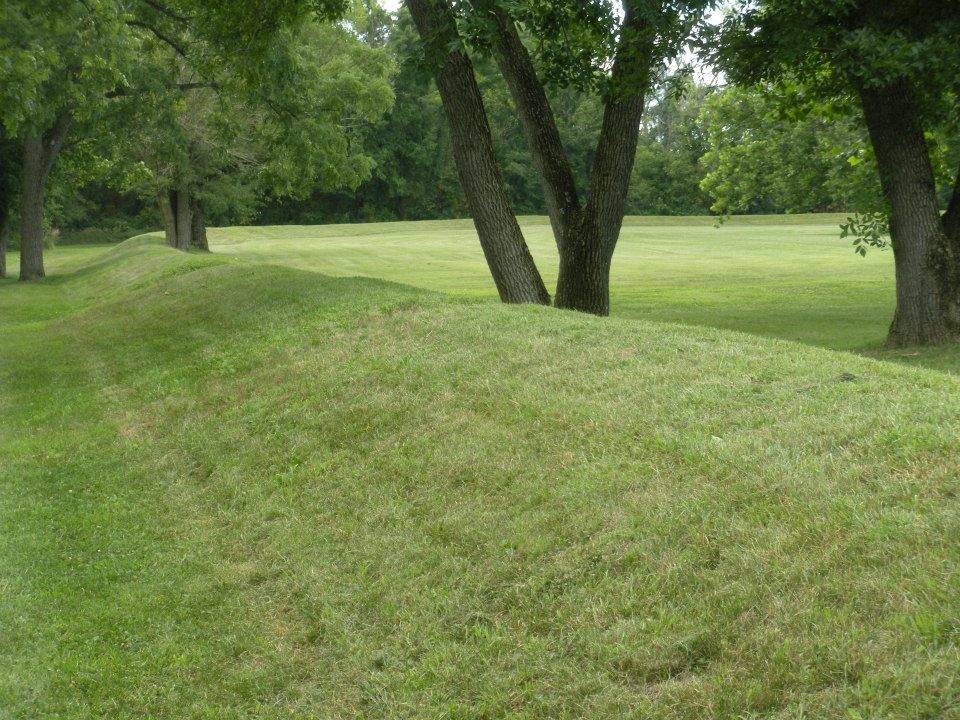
left=12, top=215, right=958, bottom=372
left=2, top=221, right=959, bottom=718
left=206, top=215, right=907, bottom=353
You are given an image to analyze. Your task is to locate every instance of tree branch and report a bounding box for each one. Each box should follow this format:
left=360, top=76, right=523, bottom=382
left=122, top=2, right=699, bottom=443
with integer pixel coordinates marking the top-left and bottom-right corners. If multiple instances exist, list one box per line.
left=138, top=0, right=192, bottom=23
left=105, top=81, right=220, bottom=98
left=41, top=112, right=73, bottom=180
left=126, top=19, right=187, bottom=56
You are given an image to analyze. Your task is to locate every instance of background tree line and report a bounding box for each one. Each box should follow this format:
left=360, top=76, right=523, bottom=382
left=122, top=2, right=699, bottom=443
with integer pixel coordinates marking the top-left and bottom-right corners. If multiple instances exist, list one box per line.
left=7, top=3, right=912, bottom=244
left=3, top=0, right=959, bottom=346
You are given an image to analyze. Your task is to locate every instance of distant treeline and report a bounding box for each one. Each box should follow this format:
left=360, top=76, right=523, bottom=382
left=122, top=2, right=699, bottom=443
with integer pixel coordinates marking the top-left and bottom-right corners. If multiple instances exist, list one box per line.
left=41, top=8, right=901, bottom=242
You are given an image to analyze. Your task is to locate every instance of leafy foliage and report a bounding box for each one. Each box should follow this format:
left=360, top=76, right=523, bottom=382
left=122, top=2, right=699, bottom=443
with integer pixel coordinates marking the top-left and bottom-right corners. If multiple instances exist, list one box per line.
left=840, top=211, right=889, bottom=257
left=698, top=85, right=882, bottom=215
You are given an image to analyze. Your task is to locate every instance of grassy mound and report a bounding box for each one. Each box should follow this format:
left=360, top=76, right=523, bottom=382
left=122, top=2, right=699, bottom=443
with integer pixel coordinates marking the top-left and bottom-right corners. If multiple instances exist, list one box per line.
left=2, top=237, right=959, bottom=718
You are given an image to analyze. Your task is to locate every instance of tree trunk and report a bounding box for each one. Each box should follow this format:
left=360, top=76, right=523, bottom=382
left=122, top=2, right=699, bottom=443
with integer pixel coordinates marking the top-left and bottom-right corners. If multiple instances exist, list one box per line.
left=0, top=205, right=9, bottom=280
left=19, top=136, right=47, bottom=281
left=943, top=160, right=960, bottom=245
left=473, top=0, right=580, bottom=247
left=190, top=196, right=209, bottom=251
left=559, top=4, right=651, bottom=315
left=405, top=0, right=549, bottom=305
left=473, top=0, right=651, bottom=315
left=941, top=161, right=960, bottom=327
left=174, top=185, right=192, bottom=252
left=159, top=190, right=178, bottom=247
left=555, top=229, right=614, bottom=315
left=859, top=81, right=953, bottom=346
left=18, top=114, right=71, bottom=282
left=0, top=138, right=13, bottom=280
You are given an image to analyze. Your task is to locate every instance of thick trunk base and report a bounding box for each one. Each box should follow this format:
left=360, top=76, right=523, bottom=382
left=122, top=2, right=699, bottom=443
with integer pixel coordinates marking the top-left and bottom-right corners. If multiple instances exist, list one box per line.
left=859, top=81, right=955, bottom=346
left=190, top=197, right=209, bottom=251
left=160, top=187, right=207, bottom=252
left=174, top=187, right=192, bottom=251
left=885, top=307, right=950, bottom=348
left=554, top=243, right=612, bottom=316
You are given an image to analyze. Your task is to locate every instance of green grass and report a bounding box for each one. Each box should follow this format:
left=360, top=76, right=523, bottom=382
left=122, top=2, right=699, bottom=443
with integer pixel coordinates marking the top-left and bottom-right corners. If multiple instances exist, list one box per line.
left=198, top=215, right=957, bottom=374
left=2, top=221, right=959, bottom=718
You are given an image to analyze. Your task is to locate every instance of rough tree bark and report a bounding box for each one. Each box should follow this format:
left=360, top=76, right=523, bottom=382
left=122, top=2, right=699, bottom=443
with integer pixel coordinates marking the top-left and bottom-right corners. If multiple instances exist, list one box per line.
left=190, top=196, right=209, bottom=251
left=472, top=0, right=580, bottom=247
left=472, top=0, right=651, bottom=315
left=159, top=190, right=178, bottom=247
left=0, top=138, right=12, bottom=279
left=158, top=185, right=209, bottom=252
left=859, top=80, right=955, bottom=346
left=19, top=113, right=72, bottom=281
left=174, top=185, right=192, bottom=252
left=405, top=0, right=550, bottom=305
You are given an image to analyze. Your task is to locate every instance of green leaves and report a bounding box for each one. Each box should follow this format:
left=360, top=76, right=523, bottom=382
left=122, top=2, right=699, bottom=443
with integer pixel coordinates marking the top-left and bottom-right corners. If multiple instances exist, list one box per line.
left=697, top=84, right=882, bottom=216
left=840, top=211, right=889, bottom=257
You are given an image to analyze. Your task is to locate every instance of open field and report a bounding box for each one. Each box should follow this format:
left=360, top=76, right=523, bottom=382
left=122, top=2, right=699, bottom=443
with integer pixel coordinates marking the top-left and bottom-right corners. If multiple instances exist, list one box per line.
left=2, top=219, right=959, bottom=717
left=203, top=215, right=955, bottom=373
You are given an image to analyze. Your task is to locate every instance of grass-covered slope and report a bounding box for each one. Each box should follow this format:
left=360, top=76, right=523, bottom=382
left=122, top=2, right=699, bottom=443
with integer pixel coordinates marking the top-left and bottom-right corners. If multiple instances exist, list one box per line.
left=208, top=215, right=902, bottom=355
left=2, top=237, right=959, bottom=718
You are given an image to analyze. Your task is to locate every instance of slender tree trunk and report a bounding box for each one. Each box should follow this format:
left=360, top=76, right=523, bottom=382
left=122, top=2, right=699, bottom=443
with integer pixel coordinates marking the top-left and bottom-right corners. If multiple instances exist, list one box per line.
left=405, top=0, right=549, bottom=305
left=18, top=114, right=71, bottom=282
left=0, top=138, right=13, bottom=280
left=159, top=190, right=178, bottom=247
left=859, top=81, right=953, bottom=346
left=472, top=0, right=580, bottom=247
left=190, top=196, right=209, bottom=251
left=174, top=185, right=192, bottom=252
left=941, top=162, right=960, bottom=327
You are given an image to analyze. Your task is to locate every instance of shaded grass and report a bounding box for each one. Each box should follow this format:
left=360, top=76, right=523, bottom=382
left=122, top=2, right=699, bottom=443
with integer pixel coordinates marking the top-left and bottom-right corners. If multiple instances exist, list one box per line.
left=2, top=236, right=959, bottom=718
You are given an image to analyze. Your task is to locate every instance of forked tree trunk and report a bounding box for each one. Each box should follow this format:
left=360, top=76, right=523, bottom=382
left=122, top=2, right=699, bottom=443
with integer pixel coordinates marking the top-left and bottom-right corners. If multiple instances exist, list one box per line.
left=859, top=81, right=954, bottom=346
left=18, top=114, right=71, bottom=281
left=557, top=61, right=648, bottom=314
left=473, top=0, right=650, bottom=315
left=159, top=186, right=209, bottom=252
left=190, top=197, right=209, bottom=251
left=405, top=0, right=549, bottom=305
